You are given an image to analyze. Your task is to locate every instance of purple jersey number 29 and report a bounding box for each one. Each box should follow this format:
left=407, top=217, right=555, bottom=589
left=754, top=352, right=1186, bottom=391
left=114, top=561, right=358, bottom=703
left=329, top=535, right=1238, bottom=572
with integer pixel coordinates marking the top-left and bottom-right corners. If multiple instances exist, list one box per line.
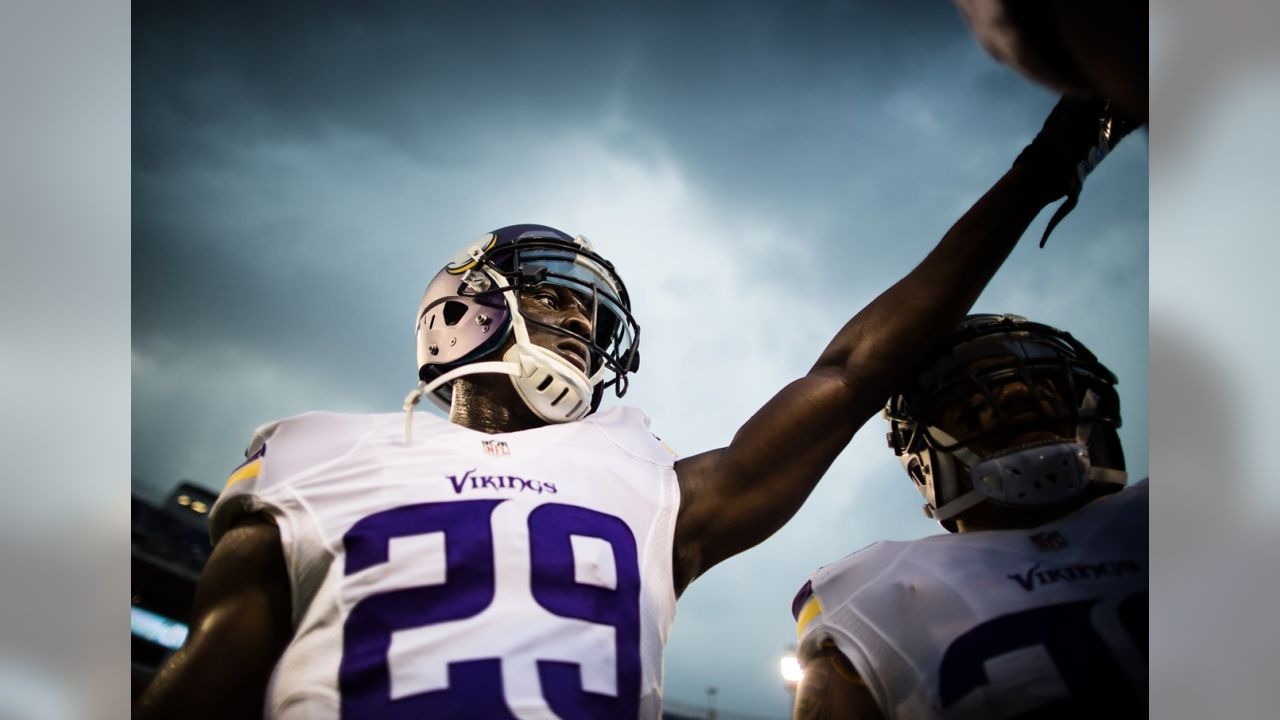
left=338, top=499, right=641, bottom=719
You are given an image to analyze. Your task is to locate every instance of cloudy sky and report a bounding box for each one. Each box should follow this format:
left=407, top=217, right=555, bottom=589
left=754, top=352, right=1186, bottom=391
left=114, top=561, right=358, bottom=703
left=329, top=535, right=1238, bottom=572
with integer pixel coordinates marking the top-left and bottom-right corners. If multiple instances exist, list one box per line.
left=132, top=1, right=1147, bottom=716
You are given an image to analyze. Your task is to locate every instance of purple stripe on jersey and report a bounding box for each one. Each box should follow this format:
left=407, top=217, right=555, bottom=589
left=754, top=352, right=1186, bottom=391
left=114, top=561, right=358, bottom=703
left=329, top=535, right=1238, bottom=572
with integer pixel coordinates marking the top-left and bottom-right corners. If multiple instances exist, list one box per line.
left=231, top=442, right=267, bottom=472
left=791, top=580, right=814, bottom=621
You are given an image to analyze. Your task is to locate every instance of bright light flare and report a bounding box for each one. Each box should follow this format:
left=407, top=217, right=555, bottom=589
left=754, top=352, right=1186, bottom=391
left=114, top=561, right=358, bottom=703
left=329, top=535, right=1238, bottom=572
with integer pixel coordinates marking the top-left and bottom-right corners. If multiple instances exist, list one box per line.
left=780, top=654, right=804, bottom=684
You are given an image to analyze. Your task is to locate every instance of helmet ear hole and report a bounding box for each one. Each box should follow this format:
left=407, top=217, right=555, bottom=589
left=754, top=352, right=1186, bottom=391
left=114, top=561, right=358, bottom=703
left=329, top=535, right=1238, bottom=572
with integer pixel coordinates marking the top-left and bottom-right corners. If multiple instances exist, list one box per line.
left=442, top=301, right=469, bottom=326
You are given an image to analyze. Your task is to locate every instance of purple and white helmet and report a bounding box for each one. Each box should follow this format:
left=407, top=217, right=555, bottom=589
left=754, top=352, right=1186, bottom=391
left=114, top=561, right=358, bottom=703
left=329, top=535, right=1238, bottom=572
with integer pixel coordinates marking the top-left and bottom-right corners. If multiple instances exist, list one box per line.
left=412, top=224, right=639, bottom=424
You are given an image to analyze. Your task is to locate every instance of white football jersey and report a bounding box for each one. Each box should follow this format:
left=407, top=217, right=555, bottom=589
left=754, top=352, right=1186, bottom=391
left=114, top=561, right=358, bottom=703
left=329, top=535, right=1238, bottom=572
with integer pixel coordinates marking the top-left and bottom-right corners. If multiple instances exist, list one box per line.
left=210, top=406, right=680, bottom=720
left=794, top=482, right=1147, bottom=719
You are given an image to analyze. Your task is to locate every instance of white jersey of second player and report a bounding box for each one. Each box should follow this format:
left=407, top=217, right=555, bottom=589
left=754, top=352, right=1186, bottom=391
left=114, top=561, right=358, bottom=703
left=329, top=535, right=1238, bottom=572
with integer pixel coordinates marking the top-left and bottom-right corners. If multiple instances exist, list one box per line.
left=794, top=482, right=1148, bottom=719
left=210, top=406, right=680, bottom=720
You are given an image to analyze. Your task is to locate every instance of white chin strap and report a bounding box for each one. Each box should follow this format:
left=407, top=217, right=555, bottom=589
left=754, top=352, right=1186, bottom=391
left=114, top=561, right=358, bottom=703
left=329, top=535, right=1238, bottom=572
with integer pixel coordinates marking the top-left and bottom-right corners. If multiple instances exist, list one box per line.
left=403, top=266, right=598, bottom=445
left=402, top=361, right=520, bottom=445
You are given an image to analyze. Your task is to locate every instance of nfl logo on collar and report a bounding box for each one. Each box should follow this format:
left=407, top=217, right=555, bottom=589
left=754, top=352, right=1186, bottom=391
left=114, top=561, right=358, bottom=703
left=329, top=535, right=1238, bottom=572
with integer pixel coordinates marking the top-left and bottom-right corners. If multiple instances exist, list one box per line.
left=482, top=439, right=511, bottom=457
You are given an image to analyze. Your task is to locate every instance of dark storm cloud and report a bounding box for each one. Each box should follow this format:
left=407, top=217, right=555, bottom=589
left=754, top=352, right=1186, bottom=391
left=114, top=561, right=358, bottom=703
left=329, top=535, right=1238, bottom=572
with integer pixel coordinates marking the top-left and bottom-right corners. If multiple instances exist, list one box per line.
left=134, top=1, right=966, bottom=143
left=132, top=0, right=1029, bottom=359
left=133, top=0, right=985, bottom=212
left=132, top=0, right=1008, bottom=435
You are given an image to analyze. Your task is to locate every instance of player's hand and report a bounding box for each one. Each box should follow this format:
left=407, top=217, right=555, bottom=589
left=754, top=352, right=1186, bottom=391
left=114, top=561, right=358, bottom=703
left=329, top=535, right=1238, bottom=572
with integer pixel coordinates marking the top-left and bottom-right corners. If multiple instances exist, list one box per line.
left=1013, top=95, right=1139, bottom=246
left=1015, top=95, right=1137, bottom=199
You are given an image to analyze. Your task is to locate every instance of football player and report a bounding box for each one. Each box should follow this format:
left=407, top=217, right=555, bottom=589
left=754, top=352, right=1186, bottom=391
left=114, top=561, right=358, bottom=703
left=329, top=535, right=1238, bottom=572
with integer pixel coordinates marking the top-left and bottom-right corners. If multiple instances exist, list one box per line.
left=791, top=314, right=1147, bottom=719
left=135, top=97, right=1123, bottom=720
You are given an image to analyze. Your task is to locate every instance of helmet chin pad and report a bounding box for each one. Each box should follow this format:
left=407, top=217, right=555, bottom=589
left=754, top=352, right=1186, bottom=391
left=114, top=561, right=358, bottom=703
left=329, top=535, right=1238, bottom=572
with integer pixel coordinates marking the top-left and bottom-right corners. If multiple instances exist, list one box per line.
left=503, top=343, right=594, bottom=423
left=967, top=441, right=1091, bottom=508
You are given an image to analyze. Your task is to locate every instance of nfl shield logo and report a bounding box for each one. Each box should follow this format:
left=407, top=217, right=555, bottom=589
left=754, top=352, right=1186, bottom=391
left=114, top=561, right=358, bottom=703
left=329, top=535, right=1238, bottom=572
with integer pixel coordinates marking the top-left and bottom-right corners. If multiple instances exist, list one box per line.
left=1029, top=531, right=1068, bottom=551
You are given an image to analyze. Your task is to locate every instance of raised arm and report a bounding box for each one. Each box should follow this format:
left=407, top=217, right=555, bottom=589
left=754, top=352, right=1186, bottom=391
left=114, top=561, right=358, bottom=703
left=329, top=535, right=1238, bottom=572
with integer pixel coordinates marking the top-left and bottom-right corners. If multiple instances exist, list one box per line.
left=134, top=515, right=293, bottom=720
left=672, top=97, right=1123, bottom=592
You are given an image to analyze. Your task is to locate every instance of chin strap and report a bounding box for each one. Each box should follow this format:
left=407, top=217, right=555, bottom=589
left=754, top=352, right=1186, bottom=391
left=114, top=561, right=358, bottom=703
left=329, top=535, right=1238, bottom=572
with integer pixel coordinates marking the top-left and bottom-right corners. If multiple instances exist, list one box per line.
left=402, top=360, right=522, bottom=446
left=925, top=427, right=989, bottom=522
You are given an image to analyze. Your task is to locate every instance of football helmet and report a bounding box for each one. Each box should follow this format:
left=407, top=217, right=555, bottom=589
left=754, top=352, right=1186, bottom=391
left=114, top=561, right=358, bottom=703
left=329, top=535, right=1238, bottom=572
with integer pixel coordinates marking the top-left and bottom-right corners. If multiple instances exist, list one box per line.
left=404, top=224, right=639, bottom=435
left=885, top=314, right=1126, bottom=530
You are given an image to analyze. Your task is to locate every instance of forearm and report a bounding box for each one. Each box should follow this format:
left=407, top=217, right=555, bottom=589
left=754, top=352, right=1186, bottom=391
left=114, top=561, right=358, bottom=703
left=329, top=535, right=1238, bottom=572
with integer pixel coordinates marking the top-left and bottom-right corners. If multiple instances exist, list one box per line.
left=815, top=162, right=1057, bottom=406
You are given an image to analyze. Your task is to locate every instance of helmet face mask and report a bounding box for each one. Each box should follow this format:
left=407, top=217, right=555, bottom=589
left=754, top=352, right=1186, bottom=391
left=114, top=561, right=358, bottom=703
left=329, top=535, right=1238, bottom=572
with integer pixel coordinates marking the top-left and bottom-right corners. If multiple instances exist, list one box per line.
left=414, top=224, right=640, bottom=422
left=909, top=341, right=1085, bottom=455
left=498, top=240, right=637, bottom=384
left=885, top=314, right=1126, bottom=530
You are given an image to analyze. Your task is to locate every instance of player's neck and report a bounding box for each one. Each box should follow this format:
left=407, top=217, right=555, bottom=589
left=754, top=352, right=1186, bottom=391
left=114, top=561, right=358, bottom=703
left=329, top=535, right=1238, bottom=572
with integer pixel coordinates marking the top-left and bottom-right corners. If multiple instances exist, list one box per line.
left=449, top=377, right=547, bottom=434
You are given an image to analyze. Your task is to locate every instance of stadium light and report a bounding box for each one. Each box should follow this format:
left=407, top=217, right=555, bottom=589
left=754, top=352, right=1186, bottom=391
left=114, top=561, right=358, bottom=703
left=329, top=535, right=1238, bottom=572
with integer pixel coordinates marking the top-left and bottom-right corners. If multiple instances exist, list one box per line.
left=780, top=651, right=803, bottom=687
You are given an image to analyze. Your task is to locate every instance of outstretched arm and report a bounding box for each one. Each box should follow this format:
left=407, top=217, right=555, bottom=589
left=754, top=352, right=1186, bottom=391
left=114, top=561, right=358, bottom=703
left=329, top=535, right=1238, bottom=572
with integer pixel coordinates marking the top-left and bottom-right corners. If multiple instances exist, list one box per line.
left=672, top=97, right=1118, bottom=593
left=134, top=516, right=293, bottom=720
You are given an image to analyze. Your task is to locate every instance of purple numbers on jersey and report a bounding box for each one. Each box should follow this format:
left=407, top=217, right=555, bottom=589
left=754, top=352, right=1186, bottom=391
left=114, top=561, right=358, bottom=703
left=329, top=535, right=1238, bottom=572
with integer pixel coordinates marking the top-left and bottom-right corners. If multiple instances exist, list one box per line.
left=529, top=504, right=641, bottom=720
left=938, top=591, right=1147, bottom=717
left=338, top=499, right=642, bottom=719
left=339, top=499, right=517, bottom=719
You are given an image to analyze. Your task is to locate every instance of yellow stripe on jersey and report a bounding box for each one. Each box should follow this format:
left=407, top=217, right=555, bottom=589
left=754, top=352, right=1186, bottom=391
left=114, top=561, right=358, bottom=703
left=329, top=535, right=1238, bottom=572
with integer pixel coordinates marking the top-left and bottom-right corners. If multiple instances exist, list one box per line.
left=796, top=594, right=824, bottom=638
left=225, top=457, right=262, bottom=488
